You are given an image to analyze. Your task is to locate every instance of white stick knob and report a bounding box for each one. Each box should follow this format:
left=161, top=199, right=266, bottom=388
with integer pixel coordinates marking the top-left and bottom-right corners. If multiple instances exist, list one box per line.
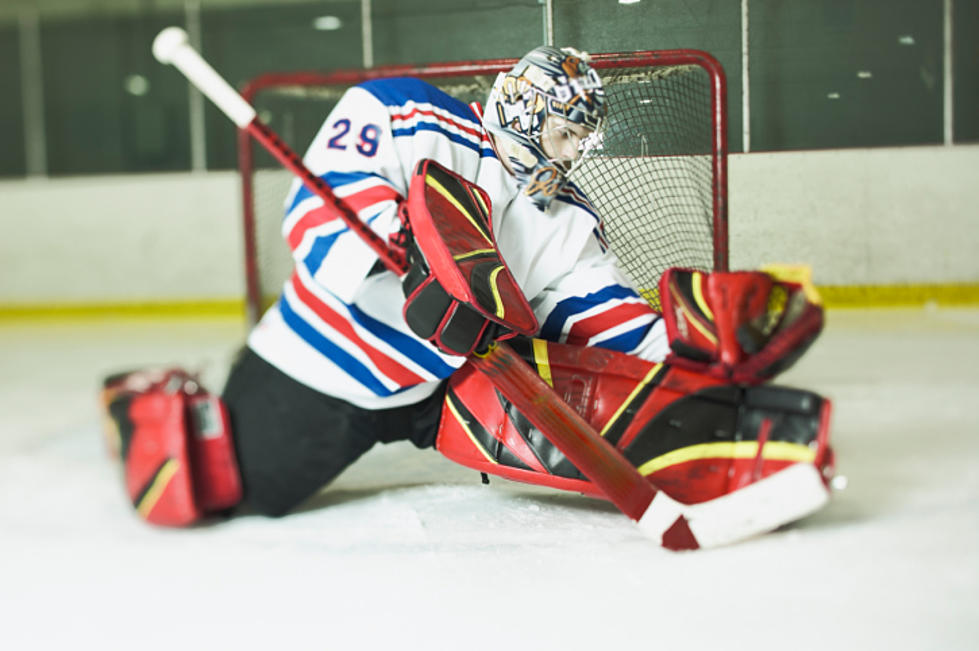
left=152, top=26, right=257, bottom=128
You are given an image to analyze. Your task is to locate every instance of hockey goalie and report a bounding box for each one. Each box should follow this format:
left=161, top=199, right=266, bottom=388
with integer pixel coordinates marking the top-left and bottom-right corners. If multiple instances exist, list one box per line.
left=103, top=43, right=834, bottom=547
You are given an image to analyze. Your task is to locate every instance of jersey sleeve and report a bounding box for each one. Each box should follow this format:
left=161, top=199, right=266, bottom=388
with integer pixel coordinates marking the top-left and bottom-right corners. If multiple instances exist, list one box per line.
left=531, top=230, right=670, bottom=363
left=279, top=86, right=407, bottom=302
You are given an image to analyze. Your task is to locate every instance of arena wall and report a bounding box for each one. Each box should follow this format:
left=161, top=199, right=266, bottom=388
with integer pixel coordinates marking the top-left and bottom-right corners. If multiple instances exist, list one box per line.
left=1, top=143, right=976, bottom=315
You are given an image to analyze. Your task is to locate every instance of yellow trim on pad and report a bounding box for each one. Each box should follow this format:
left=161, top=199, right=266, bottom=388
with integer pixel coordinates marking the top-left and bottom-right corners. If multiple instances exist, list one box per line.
left=469, top=185, right=490, bottom=218
left=691, top=271, right=715, bottom=320
left=445, top=395, right=497, bottom=464
left=453, top=248, right=497, bottom=261
left=531, top=338, right=553, bottom=387
left=136, top=458, right=181, bottom=518
left=425, top=174, right=492, bottom=244
left=599, top=363, right=662, bottom=437
left=636, top=441, right=816, bottom=477
left=487, top=265, right=506, bottom=318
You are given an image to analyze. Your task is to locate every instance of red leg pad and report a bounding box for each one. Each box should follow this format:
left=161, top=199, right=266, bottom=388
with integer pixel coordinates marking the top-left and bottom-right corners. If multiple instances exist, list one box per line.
left=102, top=369, right=242, bottom=526
left=435, top=339, right=835, bottom=508
left=124, top=390, right=201, bottom=526
left=185, top=394, right=241, bottom=513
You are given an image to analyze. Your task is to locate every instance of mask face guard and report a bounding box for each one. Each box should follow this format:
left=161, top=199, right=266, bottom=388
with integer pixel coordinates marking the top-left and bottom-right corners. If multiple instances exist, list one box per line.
left=538, top=112, right=606, bottom=177
left=513, top=103, right=605, bottom=208
left=488, top=96, right=606, bottom=208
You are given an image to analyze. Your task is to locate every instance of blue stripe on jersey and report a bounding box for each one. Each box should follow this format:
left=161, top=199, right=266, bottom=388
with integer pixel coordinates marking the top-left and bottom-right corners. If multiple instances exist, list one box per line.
left=300, top=210, right=384, bottom=276
left=359, top=77, right=476, bottom=124
left=556, top=182, right=599, bottom=217
left=539, top=284, right=641, bottom=341
left=345, top=302, right=458, bottom=378
left=278, top=295, right=396, bottom=397
left=359, top=77, right=496, bottom=159
left=555, top=192, right=601, bottom=228
left=590, top=323, right=653, bottom=353
left=286, top=171, right=394, bottom=216
left=301, top=230, right=343, bottom=277
left=391, top=122, right=495, bottom=158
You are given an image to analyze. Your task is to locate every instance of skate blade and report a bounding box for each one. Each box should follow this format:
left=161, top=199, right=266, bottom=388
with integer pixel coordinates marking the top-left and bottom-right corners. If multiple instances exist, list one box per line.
left=636, top=462, right=830, bottom=551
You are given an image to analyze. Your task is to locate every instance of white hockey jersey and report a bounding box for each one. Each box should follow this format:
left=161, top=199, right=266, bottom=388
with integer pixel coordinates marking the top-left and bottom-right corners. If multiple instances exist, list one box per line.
left=248, top=77, right=669, bottom=409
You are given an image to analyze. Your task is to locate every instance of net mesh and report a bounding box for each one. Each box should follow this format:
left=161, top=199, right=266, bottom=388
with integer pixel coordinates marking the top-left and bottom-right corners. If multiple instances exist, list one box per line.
left=241, top=54, right=723, bottom=319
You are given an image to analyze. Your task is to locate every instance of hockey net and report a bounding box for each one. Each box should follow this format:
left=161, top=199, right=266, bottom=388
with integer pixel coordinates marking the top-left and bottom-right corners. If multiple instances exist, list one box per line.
left=238, top=50, right=727, bottom=324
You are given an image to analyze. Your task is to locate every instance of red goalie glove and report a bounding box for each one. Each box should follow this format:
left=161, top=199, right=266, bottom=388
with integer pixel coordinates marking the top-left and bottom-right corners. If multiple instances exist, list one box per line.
left=659, top=265, right=824, bottom=383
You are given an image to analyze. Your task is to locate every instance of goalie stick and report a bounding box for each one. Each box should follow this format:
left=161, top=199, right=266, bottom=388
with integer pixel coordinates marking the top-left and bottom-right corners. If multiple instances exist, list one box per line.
left=152, top=27, right=829, bottom=550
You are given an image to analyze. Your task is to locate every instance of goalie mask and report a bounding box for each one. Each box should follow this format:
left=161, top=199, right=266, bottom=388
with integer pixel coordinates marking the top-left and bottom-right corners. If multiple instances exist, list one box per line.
left=484, top=46, right=606, bottom=210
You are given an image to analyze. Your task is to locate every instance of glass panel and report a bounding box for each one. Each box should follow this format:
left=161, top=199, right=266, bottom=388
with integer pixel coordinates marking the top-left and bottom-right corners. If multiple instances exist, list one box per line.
left=553, top=0, right=743, bottom=152
left=201, top=1, right=363, bottom=169
left=41, top=11, right=190, bottom=175
left=12, top=0, right=971, bottom=178
left=0, top=22, right=26, bottom=177
left=750, top=0, right=944, bottom=151
left=371, top=0, right=543, bottom=65
left=953, top=0, right=979, bottom=143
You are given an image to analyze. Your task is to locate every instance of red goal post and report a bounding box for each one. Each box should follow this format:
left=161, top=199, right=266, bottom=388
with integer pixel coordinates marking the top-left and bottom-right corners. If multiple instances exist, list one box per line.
left=237, top=50, right=728, bottom=325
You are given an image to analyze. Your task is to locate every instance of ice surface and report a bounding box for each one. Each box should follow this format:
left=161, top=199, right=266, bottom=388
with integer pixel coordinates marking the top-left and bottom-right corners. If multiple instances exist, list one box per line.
left=1, top=308, right=977, bottom=650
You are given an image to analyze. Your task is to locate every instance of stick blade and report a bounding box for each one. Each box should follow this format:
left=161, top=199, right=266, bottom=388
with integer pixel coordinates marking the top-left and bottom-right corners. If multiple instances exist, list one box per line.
left=638, top=463, right=830, bottom=551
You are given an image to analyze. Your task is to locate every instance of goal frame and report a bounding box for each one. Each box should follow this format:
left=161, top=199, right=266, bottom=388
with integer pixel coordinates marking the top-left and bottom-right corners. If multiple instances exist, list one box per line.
left=237, top=49, right=728, bottom=325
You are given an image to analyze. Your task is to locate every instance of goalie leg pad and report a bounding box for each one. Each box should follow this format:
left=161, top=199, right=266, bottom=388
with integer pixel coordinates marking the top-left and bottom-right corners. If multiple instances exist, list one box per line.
left=436, top=338, right=833, bottom=508
left=435, top=337, right=676, bottom=497
left=436, top=338, right=723, bottom=497
left=101, top=369, right=242, bottom=526
left=622, top=384, right=834, bottom=505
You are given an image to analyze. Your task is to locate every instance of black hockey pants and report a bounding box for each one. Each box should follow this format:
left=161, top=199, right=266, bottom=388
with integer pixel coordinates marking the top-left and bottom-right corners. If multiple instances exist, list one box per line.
left=222, top=347, right=445, bottom=517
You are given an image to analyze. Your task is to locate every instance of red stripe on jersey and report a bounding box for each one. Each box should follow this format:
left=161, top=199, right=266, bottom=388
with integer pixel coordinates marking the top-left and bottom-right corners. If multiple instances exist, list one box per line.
left=289, top=273, right=426, bottom=387
left=390, top=107, right=482, bottom=140
left=342, top=183, right=402, bottom=213
left=565, top=302, right=657, bottom=346
left=468, top=102, right=493, bottom=144
left=287, top=203, right=340, bottom=250
left=286, top=184, right=401, bottom=250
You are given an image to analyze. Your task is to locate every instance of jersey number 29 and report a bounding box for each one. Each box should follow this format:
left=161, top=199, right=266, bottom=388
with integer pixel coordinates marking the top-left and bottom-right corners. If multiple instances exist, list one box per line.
left=327, top=118, right=380, bottom=157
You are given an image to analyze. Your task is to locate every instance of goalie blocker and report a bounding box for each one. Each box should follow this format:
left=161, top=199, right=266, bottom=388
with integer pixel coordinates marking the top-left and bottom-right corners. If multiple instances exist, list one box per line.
left=101, top=368, right=242, bottom=526
left=398, top=159, right=538, bottom=356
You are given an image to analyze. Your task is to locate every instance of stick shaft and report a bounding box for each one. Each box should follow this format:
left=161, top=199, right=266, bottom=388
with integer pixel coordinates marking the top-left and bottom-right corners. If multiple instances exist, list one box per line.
left=154, top=27, right=256, bottom=128
left=245, top=121, right=406, bottom=273
left=153, top=27, right=404, bottom=273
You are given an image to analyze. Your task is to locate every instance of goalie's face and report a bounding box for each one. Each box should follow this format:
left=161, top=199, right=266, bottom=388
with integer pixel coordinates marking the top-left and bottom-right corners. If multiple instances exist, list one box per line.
left=539, top=115, right=598, bottom=171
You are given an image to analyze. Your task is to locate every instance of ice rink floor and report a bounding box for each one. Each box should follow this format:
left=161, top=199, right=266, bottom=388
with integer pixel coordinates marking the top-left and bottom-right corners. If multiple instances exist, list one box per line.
left=1, top=307, right=977, bottom=650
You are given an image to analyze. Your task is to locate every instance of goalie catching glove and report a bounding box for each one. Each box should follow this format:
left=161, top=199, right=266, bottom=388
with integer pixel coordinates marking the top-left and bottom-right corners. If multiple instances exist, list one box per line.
left=398, top=159, right=538, bottom=356
left=659, top=266, right=825, bottom=384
